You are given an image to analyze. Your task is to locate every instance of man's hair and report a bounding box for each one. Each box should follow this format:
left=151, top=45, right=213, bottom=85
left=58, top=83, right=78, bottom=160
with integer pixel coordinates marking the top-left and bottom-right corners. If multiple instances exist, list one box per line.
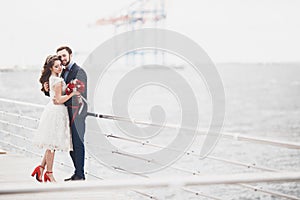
left=56, top=46, right=72, bottom=54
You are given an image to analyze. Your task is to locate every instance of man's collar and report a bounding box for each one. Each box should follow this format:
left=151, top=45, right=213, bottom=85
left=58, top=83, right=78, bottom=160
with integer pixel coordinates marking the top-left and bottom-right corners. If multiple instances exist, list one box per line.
left=66, top=61, right=74, bottom=70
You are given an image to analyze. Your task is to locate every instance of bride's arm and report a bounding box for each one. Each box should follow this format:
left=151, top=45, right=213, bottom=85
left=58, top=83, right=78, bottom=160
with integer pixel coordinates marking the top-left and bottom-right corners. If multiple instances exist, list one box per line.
left=53, top=81, right=79, bottom=104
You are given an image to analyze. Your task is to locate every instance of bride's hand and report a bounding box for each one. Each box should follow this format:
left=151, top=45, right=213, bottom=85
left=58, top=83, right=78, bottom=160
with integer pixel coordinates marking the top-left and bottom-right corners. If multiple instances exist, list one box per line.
left=52, top=97, right=59, bottom=105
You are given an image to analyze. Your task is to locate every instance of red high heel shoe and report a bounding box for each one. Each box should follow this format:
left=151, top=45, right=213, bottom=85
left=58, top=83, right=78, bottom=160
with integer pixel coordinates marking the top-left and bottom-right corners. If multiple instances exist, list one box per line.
left=31, top=165, right=44, bottom=182
left=44, top=171, right=56, bottom=182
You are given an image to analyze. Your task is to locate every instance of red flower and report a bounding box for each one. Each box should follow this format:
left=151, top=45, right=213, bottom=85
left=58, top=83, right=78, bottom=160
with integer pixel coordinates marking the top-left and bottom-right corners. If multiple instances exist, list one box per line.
left=66, top=79, right=85, bottom=95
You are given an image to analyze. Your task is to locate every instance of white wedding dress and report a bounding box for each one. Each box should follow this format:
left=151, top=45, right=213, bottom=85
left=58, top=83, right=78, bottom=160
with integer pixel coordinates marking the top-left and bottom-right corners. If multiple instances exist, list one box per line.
left=34, top=75, right=72, bottom=152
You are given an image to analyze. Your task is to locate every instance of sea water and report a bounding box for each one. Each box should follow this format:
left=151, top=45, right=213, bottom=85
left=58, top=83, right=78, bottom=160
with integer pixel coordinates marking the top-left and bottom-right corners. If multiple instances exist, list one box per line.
left=0, top=63, right=300, bottom=199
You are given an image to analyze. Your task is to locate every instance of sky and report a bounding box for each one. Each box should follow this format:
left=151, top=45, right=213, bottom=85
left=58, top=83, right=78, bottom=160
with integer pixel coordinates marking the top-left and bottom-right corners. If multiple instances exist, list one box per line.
left=0, top=0, right=299, bottom=67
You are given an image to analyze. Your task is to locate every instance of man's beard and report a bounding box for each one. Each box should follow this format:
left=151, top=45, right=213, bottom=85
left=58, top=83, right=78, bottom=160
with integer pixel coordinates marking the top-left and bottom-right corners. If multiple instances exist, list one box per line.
left=63, top=56, right=71, bottom=66
left=64, top=60, right=70, bottom=66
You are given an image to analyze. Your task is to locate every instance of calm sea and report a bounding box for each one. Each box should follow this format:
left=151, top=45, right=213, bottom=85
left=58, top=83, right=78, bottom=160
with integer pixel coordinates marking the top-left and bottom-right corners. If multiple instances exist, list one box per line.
left=0, top=63, right=300, bottom=199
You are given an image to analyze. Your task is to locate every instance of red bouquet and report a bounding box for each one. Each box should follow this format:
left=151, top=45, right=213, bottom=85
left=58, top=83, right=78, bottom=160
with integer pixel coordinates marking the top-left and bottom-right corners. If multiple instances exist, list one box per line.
left=66, top=79, right=85, bottom=95
left=65, top=79, right=87, bottom=117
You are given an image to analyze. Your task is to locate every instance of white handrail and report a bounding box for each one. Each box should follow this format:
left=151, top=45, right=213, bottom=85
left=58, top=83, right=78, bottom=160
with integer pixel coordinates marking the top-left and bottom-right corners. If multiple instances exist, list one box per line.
left=1, top=172, right=300, bottom=195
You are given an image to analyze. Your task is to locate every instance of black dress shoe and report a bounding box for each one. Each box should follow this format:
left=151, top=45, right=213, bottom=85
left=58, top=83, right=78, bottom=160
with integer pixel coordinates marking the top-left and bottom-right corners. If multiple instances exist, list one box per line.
left=64, top=174, right=85, bottom=181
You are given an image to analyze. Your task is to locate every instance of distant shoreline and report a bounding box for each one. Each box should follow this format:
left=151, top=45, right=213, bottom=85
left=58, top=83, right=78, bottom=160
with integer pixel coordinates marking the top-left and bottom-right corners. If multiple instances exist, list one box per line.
left=1, top=62, right=299, bottom=72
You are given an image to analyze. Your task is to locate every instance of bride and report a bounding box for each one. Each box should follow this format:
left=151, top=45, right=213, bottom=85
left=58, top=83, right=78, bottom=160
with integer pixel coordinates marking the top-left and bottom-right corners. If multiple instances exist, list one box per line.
left=31, top=55, right=79, bottom=182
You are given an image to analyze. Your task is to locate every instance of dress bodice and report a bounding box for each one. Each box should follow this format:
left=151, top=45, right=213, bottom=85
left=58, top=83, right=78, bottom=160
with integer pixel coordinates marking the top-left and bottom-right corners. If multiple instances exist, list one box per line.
left=49, top=76, right=66, bottom=98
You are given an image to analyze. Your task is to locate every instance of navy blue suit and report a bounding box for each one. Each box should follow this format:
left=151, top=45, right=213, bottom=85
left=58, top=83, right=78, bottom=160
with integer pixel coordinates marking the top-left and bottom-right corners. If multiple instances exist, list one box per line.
left=61, top=63, right=87, bottom=179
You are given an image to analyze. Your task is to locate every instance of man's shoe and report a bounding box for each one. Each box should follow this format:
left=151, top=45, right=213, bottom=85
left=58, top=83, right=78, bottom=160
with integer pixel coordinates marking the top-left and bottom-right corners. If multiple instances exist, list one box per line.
left=64, top=175, right=73, bottom=181
left=64, top=174, right=85, bottom=181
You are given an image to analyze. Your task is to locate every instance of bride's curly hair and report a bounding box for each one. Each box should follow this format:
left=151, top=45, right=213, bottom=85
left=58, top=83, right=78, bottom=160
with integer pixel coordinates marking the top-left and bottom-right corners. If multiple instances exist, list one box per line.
left=39, top=55, right=60, bottom=92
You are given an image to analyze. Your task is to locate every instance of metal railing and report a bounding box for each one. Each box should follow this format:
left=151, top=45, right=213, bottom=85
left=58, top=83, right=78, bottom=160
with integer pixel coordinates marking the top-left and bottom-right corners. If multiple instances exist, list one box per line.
left=1, top=97, right=300, bottom=200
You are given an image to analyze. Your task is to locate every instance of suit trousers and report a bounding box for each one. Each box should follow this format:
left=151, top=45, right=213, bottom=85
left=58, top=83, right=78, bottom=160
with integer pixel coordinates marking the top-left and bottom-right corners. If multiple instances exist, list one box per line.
left=68, top=107, right=86, bottom=178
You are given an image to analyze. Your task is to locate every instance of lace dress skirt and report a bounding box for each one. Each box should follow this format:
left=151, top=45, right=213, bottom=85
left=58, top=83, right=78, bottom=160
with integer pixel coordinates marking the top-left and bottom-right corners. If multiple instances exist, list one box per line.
left=33, top=101, right=73, bottom=152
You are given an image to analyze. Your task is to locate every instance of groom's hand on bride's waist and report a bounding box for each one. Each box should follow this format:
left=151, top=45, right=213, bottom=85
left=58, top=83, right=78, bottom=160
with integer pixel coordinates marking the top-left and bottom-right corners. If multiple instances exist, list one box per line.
left=43, top=82, right=49, bottom=92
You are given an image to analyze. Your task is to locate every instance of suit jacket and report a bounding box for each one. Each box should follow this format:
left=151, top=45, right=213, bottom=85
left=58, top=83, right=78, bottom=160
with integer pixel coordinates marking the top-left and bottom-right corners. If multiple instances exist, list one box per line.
left=61, top=63, right=88, bottom=119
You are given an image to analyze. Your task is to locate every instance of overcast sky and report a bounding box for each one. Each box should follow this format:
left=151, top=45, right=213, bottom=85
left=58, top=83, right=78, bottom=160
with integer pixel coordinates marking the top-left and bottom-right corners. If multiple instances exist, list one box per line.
left=0, top=0, right=299, bottom=67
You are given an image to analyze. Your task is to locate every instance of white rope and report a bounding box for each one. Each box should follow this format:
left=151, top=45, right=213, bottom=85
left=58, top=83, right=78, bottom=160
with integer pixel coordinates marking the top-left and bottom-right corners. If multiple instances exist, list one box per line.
left=1, top=97, right=300, bottom=199
left=131, top=190, right=159, bottom=200
left=0, top=139, right=156, bottom=199
left=0, top=126, right=297, bottom=199
left=1, top=97, right=300, bottom=149
left=1, top=129, right=293, bottom=200
left=0, top=119, right=36, bottom=132
left=0, top=130, right=31, bottom=142
left=206, top=155, right=278, bottom=172
left=0, top=125, right=285, bottom=174
left=1, top=117, right=282, bottom=177
left=0, top=138, right=300, bottom=199
left=182, top=187, right=222, bottom=200
left=0, top=110, right=39, bottom=122
left=0, top=97, right=44, bottom=108
left=1, top=130, right=297, bottom=199
left=96, top=114, right=300, bottom=149
left=0, top=122, right=286, bottom=175
left=87, top=148, right=220, bottom=200
left=0, top=121, right=286, bottom=172
left=238, top=183, right=300, bottom=200
left=86, top=134, right=300, bottom=200
left=222, top=132, right=300, bottom=149
left=97, top=131, right=281, bottom=172
left=88, top=131, right=300, bottom=199
left=1, top=139, right=297, bottom=200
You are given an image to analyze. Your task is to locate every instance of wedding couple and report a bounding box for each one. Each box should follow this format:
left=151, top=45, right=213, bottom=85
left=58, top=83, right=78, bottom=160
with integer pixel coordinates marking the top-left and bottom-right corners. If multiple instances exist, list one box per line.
left=31, top=46, right=87, bottom=182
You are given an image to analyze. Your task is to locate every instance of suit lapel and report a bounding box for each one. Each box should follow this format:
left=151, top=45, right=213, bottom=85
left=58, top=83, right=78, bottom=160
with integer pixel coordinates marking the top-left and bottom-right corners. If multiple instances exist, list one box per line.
left=61, top=69, right=66, bottom=79
left=66, top=63, right=78, bottom=84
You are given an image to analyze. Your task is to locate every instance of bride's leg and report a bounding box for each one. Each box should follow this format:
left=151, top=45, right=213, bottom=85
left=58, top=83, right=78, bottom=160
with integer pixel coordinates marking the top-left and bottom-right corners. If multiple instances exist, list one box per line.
left=45, top=149, right=56, bottom=182
left=38, top=150, right=47, bottom=179
left=31, top=151, right=46, bottom=182
left=41, top=150, right=47, bottom=168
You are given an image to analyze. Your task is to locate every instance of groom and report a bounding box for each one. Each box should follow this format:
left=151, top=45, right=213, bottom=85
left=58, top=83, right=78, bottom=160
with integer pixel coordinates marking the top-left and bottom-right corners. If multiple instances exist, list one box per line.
left=57, top=46, right=88, bottom=181
left=45, top=46, right=87, bottom=181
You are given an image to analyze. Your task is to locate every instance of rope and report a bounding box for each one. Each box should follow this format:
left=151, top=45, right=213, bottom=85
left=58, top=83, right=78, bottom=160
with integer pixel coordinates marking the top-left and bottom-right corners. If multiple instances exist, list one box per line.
left=0, top=119, right=36, bottom=132
left=1, top=97, right=300, bottom=199
left=0, top=110, right=40, bottom=122
left=182, top=187, right=222, bottom=200
left=1, top=129, right=298, bottom=200
left=88, top=112, right=300, bottom=149
left=90, top=130, right=281, bottom=172
left=0, top=97, right=44, bottom=108
left=238, top=183, right=300, bottom=200
left=0, top=139, right=157, bottom=199
left=1, top=97, right=299, bottom=149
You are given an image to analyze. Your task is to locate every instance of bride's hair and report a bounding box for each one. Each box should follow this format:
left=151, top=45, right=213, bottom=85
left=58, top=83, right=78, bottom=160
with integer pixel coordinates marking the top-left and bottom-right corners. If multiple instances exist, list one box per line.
left=39, top=55, right=60, bottom=92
